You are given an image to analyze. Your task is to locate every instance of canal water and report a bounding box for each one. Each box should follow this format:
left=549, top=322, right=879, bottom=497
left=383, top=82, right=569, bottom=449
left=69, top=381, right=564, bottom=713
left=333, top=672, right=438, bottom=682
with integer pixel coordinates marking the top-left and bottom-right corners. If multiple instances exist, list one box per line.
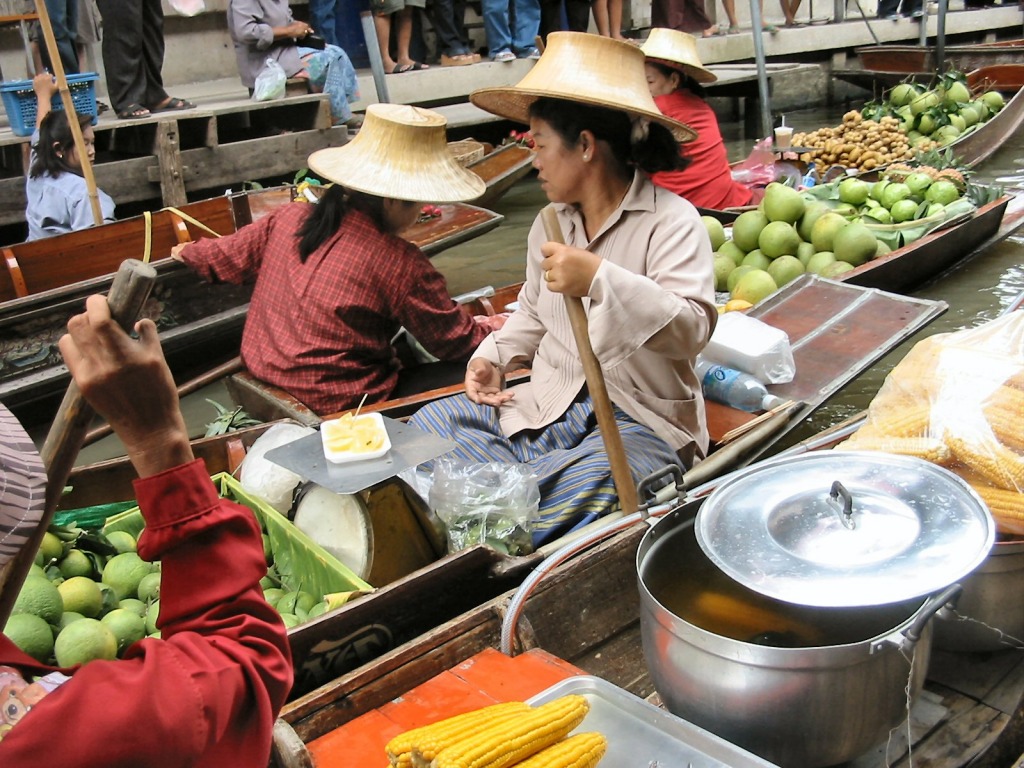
left=75, top=103, right=1024, bottom=464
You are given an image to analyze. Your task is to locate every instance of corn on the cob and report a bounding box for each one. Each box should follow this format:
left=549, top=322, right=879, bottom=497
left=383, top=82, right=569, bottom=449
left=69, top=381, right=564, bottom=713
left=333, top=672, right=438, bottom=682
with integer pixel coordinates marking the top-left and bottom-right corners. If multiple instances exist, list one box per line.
left=426, top=695, right=589, bottom=768
left=985, top=404, right=1024, bottom=454
left=841, top=436, right=952, bottom=465
left=968, top=484, right=1024, bottom=536
left=947, top=434, right=1024, bottom=491
left=386, top=702, right=531, bottom=768
left=857, top=404, right=933, bottom=439
left=506, top=732, right=607, bottom=768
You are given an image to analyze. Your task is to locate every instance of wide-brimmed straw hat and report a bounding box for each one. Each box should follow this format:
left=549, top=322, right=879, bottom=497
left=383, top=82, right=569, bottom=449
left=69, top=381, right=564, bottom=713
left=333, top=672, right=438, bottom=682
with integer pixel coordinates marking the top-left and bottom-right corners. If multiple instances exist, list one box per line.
left=308, top=104, right=486, bottom=203
left=641, top=28, right=718, bottom=84
left=0, top=404, right=46, bottom=569
left=470, top=32, right=697, bottom=143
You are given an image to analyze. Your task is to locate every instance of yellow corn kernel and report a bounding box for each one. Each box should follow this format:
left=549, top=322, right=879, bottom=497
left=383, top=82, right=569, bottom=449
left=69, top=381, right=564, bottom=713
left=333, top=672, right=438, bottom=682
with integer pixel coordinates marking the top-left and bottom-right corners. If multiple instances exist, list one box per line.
left=862, top=404, right=933, bottom=439
left=985, top=404, right=1024, bottom=454
left=842, top=436, right=952, bottom=465
left=506, top=732, right=607, bottom=768
left=386, top=702, right=531, bottom=767
left=947, top=434, right=1024, bottom=491
left=969, top=484, right=1024, bottom=536
left=427, top=695, right=589, bottom=768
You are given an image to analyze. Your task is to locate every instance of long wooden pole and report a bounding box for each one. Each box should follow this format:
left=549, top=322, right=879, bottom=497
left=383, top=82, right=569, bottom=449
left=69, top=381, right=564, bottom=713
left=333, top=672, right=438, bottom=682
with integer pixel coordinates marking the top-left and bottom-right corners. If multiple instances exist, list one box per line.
left=35, top=0, right=103, bottom=226
left=0, top=260, right=157, bottom=625
left=540, top=205, right=638, bottom=514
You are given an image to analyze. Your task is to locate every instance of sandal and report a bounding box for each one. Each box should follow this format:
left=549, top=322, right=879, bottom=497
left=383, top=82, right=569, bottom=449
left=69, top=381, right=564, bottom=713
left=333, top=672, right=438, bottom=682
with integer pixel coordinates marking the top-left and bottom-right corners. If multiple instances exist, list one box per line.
left=409, top=61, right=429, bottom=70
left=725, top=24, right=741, bottom=34
left=388, top=63, right=415, bottom=73
left=150, top=96, right=195, bottom=112
left=117, top=102, right=150, bottom=120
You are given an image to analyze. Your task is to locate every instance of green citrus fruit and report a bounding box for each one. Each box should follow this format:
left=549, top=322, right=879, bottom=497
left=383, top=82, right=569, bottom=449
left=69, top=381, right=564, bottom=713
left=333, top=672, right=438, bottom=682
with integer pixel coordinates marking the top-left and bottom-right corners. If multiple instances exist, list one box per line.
left=13, top=575, right=64, bottom=625
left=137, top=571, right=161, bottom=604
left=101, top=609, right=147, bottom=655
left=58, top=549, right=94, bottom=580
left=105, top=530, right=138, bottom=554
left=731, top=269, right=778, bottom=305
left=54, top=618, right=118, bottom=667
left=145, top=600, right=160, bottom=635
left=58, top=576, right=104, bottom=618
left=4, top=613, right=55, bottom=663
left=102, top=552, right=154, bottom=601
left=39, top=532, right=64, bottom=565
left=57, top=611, right=86, bottom=632
left=762, top=182, right=806, bottom=223
left=766, top=255, right=805, bottom=288
left=701, top=215, right=727, bottom=251
left=118, top=598, right=148, bottom=618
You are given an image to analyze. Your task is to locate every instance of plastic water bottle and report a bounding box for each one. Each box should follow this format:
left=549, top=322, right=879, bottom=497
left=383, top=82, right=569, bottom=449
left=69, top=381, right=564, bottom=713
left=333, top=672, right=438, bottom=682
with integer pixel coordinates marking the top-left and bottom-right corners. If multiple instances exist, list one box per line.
left=695, top=359, right=788, bottom=413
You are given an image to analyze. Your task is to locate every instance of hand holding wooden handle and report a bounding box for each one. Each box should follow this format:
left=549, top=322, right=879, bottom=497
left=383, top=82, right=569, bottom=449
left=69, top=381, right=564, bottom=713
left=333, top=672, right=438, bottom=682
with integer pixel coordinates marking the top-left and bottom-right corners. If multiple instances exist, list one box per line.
left=540, top=206, right=638, bottom=514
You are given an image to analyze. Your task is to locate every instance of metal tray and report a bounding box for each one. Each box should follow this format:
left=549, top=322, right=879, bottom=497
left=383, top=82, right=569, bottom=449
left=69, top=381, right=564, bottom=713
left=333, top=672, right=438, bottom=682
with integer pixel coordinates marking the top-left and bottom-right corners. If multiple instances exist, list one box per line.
left=527, top=676, right=778, bottom=768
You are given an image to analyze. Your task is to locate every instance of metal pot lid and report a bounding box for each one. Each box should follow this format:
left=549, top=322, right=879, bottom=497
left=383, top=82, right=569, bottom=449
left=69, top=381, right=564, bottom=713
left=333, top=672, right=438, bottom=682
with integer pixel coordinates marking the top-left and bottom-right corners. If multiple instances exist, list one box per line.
left=695, top=451, right=995, bottom=608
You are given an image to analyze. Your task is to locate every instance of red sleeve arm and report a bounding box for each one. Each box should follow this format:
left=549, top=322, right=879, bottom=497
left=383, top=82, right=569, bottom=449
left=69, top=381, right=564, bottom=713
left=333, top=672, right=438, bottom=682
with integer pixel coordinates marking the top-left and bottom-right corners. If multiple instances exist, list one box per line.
left=181, top=210, right=278, bottom=284
left=0, top=460, right=292, bottom=768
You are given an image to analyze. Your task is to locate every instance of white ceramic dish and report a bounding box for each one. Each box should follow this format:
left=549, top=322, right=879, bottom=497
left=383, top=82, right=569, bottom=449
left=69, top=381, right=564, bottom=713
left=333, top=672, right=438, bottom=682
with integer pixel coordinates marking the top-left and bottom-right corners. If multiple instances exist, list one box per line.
left=320, top=412, right=391, bottom=464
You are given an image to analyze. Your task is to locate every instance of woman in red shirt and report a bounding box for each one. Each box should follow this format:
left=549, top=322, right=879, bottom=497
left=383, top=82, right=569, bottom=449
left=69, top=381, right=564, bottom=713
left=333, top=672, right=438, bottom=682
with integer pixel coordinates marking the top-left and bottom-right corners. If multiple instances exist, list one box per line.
left=641, top=28, right=763, bottom=210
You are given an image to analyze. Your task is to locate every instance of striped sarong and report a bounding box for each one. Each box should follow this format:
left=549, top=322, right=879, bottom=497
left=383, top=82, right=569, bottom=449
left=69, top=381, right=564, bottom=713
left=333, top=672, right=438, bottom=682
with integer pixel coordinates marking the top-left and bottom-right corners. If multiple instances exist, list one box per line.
left=410, top=394, right=683, bottom=546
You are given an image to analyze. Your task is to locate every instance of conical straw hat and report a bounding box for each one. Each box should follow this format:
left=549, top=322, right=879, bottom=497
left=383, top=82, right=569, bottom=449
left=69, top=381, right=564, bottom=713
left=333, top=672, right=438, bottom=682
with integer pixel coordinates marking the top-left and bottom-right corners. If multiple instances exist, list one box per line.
left=641, top=28, right=718, bottom=84
left=308, top=104, right=486, bottom=203
left=470, top=32, right=696, bottom=143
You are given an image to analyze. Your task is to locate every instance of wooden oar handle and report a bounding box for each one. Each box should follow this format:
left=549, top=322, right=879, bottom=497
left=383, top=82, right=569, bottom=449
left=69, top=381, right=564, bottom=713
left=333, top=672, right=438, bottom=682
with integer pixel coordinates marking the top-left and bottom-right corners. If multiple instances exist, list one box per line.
left=0, top=259, right=157, bottom=625
left=540, top=206, right=638, bottom=514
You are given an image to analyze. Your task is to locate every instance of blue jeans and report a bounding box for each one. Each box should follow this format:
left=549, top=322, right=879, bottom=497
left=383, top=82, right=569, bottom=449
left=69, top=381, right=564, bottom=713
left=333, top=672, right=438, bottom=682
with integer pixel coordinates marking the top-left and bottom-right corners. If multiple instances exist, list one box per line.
left=36, top=0, right=80, bottom=74
left=482, top=0, right=540, bottom=54
left=309, top=0, right=341, bottom=47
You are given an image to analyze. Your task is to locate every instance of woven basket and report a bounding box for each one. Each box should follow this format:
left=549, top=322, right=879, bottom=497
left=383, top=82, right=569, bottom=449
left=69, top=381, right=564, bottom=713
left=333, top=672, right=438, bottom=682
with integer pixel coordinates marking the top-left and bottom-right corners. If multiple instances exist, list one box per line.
left=447, top=139, right=486, bottom=167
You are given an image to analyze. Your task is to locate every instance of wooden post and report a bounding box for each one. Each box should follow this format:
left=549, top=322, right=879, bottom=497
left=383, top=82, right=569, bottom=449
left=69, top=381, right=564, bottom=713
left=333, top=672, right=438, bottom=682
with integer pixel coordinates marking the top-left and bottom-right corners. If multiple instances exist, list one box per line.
left=35, top=0, right=103, bottom=226
left=0, top=260, right=157, bottom=626
left=155, top=122, right=188, bottom=208
left=540, top=205, right=638, bottom=514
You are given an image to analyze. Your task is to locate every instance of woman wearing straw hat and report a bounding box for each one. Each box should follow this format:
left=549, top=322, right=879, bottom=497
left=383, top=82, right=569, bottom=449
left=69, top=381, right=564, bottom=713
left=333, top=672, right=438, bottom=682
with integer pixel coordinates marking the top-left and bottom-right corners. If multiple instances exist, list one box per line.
left=641, top=28, right=763, bottom=209
left=409, top=32, right=717, bottom=546
left=172, top=104, right=499, bottom=416
left=0, top=295, right=291, bottom=764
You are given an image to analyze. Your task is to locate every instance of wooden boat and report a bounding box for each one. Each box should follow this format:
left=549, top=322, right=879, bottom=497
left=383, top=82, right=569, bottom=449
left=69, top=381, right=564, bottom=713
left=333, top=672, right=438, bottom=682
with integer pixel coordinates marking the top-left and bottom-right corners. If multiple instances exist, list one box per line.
left=0, top=187, right=503, bottom=426
left=465, top=143, right=535, bottom=209
left=856, top=39, right=1024, bottom=75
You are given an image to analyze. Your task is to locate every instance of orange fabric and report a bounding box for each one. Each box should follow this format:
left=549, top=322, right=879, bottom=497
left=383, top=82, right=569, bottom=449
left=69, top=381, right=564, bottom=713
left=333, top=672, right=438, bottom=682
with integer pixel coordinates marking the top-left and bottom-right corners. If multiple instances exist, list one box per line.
left=650, top=89, right=756, bottom=210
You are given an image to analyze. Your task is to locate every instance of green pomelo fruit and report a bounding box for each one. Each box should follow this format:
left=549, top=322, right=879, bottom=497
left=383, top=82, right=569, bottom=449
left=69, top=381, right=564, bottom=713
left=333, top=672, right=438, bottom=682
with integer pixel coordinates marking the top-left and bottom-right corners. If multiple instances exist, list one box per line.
left=102, top=552, right=155, bottom=601
left=916, top=112, right=936, bottom=136
left=701, top=216, right=727, bottom=251
left=806, top=251, right=837, bottom=275
left=97, top=584, right=119, bottom=618
left=145, top=600, right=160, bottom=635
left=838, top=178, right=870, bottom=206
left=766, top=255, right=805, bottom=288
left=981, top=90, right=1005, bottom=113
left=762, top=182, right=806, bottom=223
left=758, top=221, right=801, bottom=258
left=889, top=83, right=919, bottom=107
left=118, top=598, right=149, bottom=618
left=731, top=210, right=770, bottom=253
left=869, top=180, right=890, bottom=202
left=934, top=125, right=961, bottom=145
left=279, top=613, right=301, bottom=629
left=137, top=572, right=161, bottom=604
left=875, top=240, right=892, bottom=257
left=797, top=202, right=830, bottom=242
left=810, top=213, right=849, bottom=252
left=731, top=270, right=778, bottom=305
left=713, top=254, right=736, bottom=292
left=726, top=265, right=756, bottom=293
left=862, top=207, right=892, bottom=225
left=57, top=611, right=86, bottom=632
left=880, top=182, right=911, bottom=210
left=741, top=250, right=771, bottom=271
left=58, top=549, right=94, bottom=580
left=58, top=576, right=104, bottom=619
left=904, top=172, right=933, bottom=197
left=262, top=588, right=286, bottom=608
left=796, top=241, right=817, bottom=265
left=970, top=99, right=991, bottom=121
left=948, top=113, right=966, bottom=133
left=890, top=199, right=919, bottom=223
left=54, top=618, right=118, bottom=667
left=944, top=80, right=971, bottom=107
left=4, top=613, right=54, bottom=663
left=925, top=180, right=960, bottom=206
left=959, top=104, right=980, bottom=127
left=13, top=575, right=64, bottom=626
left=833, top=222, right=878, bottom=267
left=925, top=202, right=946, bottom=218
left=910, top=90, right=940, bottom=115
left=105, top=531, right=137, bottom=554
left=717, top=240, right=747, bottom=265
left=821, top=261, right=855, bottom=278
left=101, top=608, right=148, bottom=655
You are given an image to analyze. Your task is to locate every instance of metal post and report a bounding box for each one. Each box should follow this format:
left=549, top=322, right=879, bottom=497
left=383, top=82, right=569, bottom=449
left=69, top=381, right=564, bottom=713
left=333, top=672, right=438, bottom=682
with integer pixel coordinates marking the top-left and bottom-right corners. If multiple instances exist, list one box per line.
left=918, top=2, right=928, bottom=47
left=833, top=0, right=846, bottom=23
left=935, top=0, right=948, bottom=74
left=749, top=0, right=772, bottom=140
left=360, top=10, right=390, bottom=104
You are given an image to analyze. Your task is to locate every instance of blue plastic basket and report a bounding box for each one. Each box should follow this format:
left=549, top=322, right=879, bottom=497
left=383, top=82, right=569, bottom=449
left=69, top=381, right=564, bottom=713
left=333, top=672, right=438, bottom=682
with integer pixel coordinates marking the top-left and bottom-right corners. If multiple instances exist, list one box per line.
left=0, top=72, right=99, bottom=137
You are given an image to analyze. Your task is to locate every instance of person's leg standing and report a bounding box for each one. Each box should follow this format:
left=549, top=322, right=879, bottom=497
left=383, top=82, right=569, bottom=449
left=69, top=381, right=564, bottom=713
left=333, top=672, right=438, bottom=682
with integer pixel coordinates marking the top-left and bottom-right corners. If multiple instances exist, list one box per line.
left=140, top=0, right=169, bottom=109
left=482, top=0, right=513, bottom=58
left=564, top=0, right=590, bottom=31
left=511, top=0, right=540, bottom=55
left=42, top=0, right=80, bottom=74
left=310, top=0, right=340, bottom=45
left=430, top=0, right=470, bottom=60
left=96, top=0, right=143, bottom=113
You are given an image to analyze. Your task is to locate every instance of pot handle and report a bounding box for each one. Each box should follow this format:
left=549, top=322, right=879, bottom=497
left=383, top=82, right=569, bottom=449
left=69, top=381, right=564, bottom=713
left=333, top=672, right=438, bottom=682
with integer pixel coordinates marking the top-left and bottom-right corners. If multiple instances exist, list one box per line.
left=903, top=583, right=963, bottom=643
left=636, top=465, right=685, bottom=521
left=829, top=481, right=855, bottom=530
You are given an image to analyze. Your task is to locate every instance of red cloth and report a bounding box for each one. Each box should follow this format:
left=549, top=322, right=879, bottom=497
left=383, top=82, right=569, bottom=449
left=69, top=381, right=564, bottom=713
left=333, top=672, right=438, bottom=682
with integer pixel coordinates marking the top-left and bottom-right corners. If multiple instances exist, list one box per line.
left=649, top=90, right=756, bottom=210
left=183, top=203, right=491, bottom=415
left=0, top=459, right=292, bottom=767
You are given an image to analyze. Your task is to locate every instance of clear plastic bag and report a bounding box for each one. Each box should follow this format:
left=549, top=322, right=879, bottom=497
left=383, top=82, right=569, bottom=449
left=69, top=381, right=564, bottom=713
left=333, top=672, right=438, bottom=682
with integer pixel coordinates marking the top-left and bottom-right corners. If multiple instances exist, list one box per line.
left=252, top=57, right=286, bottom=102
left=428, top=459, right=540, bottom=556
left=168, top=0, right=205, bottom=16
left=840, top=312, right=1024, bottom=538
left=700, top=312, right=796, bottom=384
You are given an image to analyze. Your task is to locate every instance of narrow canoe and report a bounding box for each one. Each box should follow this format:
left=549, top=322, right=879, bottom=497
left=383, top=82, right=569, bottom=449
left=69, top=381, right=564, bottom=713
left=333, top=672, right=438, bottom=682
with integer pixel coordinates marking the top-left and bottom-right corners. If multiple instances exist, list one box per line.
left=856, top=39, right=1024, bottom=75
left=466, top=143, right=535, bottom=209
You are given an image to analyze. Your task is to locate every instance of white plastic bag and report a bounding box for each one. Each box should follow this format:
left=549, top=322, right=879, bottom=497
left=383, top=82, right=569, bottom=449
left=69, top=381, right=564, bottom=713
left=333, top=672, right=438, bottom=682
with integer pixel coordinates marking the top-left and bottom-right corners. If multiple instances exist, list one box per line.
left=252, top=58, right=286, bottom=102
left=168, top=0, right=205, bottom=16
left=701, top=312, right=796, bottom=384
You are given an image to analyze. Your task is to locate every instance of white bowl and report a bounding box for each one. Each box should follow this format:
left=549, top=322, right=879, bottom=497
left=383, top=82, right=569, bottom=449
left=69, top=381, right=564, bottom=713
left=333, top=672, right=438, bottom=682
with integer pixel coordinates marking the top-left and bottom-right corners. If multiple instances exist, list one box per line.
left=320, top=412, right=391, bottom=464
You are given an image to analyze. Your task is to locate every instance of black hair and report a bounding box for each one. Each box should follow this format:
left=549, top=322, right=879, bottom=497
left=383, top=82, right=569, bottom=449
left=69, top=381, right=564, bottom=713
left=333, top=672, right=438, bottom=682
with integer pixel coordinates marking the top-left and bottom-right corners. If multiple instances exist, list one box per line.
left=29, top=109, right=93, bottom=179
left=528, top=97, right=687, bottom=175
left=296, top=183, right=391, bottom=262
left=647, top=61, right=708, bottom=100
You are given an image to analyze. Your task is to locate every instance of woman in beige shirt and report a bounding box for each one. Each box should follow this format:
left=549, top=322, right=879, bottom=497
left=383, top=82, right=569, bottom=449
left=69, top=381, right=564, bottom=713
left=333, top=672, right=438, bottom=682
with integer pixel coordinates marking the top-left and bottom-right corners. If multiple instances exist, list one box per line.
left=410, top=33, right=717, bottom=546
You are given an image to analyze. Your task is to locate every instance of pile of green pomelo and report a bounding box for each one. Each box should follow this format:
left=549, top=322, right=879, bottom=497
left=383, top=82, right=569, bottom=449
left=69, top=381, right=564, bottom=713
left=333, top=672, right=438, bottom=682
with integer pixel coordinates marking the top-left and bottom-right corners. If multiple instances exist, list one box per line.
left=3, top=525, right=332, bottom=668
left=705, top=174, right=971, bottom=306
left=877, top=76, right=1005, bottom=150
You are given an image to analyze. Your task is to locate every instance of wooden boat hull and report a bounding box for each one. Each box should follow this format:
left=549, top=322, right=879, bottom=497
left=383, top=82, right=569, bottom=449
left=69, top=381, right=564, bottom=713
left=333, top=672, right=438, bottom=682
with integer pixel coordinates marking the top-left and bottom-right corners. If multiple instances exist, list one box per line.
left=856, top=39, right=1024, bottom=75
left=466, top=143, right=535, bottom=209
left=0, top=189, right=503, bottom=426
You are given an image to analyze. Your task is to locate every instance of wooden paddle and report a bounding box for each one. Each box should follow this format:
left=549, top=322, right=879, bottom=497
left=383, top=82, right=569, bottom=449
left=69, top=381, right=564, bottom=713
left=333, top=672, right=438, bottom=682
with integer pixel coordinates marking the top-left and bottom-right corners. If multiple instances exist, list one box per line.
left=34, top=0, right=104, bottom=226
left=540, top=205, right=638, bottom=514
left=0, top=260, right=157, bottom=625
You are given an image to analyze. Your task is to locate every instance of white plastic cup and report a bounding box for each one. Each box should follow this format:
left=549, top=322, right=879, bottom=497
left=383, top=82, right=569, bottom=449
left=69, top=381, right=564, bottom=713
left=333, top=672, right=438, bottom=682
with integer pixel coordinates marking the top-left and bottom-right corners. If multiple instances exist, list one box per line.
left=774, top=126, right=793, bottom=150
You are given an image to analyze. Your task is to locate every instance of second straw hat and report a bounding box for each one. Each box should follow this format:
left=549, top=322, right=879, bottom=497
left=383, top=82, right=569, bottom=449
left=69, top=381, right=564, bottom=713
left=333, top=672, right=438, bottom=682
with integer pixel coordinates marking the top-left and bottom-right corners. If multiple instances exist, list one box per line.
left=470, top=32, right=696, bottom=143
left=641, top=28, right=718, bottom=84
left=308, top=104, right=486, bottom=203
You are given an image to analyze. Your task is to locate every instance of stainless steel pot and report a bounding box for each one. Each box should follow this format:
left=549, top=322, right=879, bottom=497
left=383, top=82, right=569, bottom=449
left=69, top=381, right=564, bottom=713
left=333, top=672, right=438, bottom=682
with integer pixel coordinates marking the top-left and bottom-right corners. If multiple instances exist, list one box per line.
left=934, top=538, right=1024, bottom=652
left=637, top=504, right=959, bottom=768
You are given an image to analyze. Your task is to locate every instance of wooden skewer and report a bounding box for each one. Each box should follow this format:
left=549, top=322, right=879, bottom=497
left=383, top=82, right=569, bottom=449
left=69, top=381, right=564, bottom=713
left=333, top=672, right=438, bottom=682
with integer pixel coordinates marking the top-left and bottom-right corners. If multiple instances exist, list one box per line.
left=353, top=393, right=369, bottom=419
left=540, top=205, right=638, bottom=514
left=719, top=399, right=800, bottom=444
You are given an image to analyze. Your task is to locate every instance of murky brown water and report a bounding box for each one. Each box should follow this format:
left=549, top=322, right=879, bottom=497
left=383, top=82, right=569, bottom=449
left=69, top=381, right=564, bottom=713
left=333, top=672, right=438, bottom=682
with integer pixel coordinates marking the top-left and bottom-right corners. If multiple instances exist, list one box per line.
left=76, top=103, right=1024, bottom=464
